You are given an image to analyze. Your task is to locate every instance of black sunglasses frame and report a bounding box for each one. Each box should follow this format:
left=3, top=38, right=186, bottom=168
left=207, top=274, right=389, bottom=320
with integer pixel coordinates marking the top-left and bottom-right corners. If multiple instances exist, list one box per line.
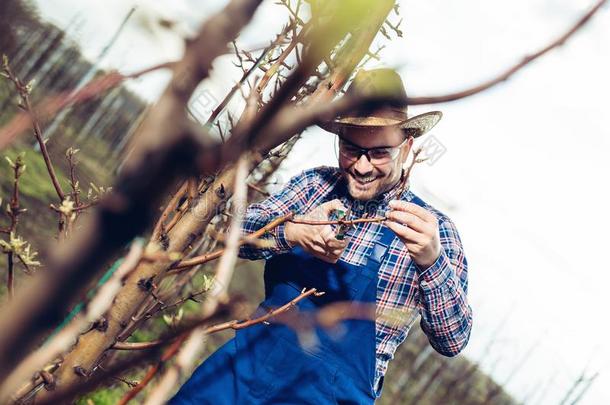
left=336, top=136, right=408, bottom=164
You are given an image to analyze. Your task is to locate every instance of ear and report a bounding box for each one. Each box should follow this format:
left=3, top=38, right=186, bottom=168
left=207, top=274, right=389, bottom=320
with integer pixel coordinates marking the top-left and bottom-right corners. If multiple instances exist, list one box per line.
left=399, top=136, right=414, bottom=164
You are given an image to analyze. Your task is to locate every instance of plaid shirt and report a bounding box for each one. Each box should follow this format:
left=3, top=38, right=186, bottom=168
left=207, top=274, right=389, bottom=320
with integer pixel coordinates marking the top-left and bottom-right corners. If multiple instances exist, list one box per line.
left=239, top=166, right=472, bottom=390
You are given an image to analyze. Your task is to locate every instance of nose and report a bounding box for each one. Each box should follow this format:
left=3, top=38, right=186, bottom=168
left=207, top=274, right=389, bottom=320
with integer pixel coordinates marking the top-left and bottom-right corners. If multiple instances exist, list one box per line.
left=353, top=154, right=374, bottom=176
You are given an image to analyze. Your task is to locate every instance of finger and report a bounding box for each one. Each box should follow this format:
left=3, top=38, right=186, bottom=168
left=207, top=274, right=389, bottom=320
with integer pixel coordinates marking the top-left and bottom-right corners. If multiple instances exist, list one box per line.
left=320, top=199, right=347, bottom=217
left=310, top=244, right=343, bottom=263
left=318, top=237, right=345, bottom=259
left=385, top=220, right=426, bottom=245
left=309, top=246, right=337, bottom=263
left=328, top=247, right=346, bottom=258
left=309, top=243, right=327, bottom=257
left=326, top=238, right=348, bottom=249
left=385, top=210, right=427, bottom=232
left=320, top=225, right=335, bottom=242
left=320, top=226, right=349, bottom=249
left=389, top=200, right=436, bottom=222
left=311, top=237, right=327, bottom=251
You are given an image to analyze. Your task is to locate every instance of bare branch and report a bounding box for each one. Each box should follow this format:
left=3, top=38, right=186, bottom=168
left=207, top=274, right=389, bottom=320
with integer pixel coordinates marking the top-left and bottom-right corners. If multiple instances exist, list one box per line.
left=112, top=287, right=322, bottom=352
left=247, top=182, right=270, bottom=197
left=0, top=0, right=266, bottom=387
left=144, top=154, right=250, bottom=405
left=406, top=0, right=608, bottom=105
left=115, top=335, right=187, bottom=405
left=1, top=59, right=65, bottom=201
left=0, top=241, right=144, bottom=403
left=151, top=181, right=189, bottom=242
left=165, top=212, right=294, bottom=274
left=289, top=216, right=385, bottom=226
left=0, top=60, right=176, bottom=150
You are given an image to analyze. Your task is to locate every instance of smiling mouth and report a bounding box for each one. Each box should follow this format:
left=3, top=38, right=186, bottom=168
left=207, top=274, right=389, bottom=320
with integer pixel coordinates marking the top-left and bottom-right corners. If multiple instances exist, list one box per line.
left=351, top=173, right=377, bottom=185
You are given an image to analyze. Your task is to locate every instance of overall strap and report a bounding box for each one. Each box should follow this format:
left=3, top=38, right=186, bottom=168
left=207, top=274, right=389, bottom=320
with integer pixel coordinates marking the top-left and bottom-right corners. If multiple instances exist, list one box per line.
left=362, top=224, right=395, bottom=278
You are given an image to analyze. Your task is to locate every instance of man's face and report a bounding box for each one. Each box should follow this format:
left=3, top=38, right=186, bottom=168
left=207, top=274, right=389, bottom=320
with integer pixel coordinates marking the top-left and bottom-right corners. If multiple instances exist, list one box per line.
left=338, top=125, right=413, bottom=201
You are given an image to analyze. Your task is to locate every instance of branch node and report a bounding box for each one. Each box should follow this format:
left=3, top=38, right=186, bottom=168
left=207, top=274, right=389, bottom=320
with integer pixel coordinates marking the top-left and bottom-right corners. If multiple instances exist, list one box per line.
left=37, top=370, right=56, bottom=391
left=73, top=366, right=88, bottom=378
left=137, top=277, right=155, bottom=292
left=92, top=317, right=109, bottom=333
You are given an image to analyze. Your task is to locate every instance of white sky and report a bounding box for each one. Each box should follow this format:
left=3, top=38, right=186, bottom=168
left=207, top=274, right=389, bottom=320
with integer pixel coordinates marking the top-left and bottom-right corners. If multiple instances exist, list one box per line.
left=33, top=0, right=610, bottom=403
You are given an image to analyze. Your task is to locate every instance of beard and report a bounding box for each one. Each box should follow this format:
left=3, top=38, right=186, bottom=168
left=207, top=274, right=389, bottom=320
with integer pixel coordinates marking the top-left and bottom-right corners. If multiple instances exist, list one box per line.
left=343, top=169, right=399, bottom=201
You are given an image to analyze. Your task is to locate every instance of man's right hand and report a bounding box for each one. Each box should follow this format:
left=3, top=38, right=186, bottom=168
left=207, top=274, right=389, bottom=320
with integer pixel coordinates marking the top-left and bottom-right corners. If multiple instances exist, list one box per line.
left=285, top=199, right=349, bottom=263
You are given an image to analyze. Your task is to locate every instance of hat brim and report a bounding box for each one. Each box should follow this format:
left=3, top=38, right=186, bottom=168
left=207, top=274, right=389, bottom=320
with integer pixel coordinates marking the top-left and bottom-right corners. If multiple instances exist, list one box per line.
left=319, top=111, right=442, bottom=139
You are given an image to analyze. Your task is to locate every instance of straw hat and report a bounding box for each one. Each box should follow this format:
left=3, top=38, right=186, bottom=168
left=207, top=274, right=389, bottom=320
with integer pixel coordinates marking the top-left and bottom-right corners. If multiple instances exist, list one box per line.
left=319, top=68, right=442, bottom=138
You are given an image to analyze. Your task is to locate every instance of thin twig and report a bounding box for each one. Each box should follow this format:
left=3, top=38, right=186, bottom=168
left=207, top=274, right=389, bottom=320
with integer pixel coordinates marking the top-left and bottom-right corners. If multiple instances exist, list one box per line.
left=115, top=335, right=187, bottom=405
left=144, top=155, right=250, bottom=405
left=395, top=146, right=425, bottom=198
left=7, top=252, right=14, bottom=300
left=151, top=181, right=189, bottom=242
left=2, top=60, right=65, bottom=201
left=0, top=60, right=176, bottom=150
left=112, top=287, right=322, bottom=352
left=3, top=153, right=27, bottom=298
left=66, top=148, right=80, bottom=207
left=132, top=285, right=211, bottom=322
left=247, top=182, right=270, bottom=197
left=205, top=27, right=289, bottom=127
left=164, top=212, right=294, bottom=275
left=256, top=23, right=308, bottom=94
left=289, top=216, right=385, bottom=226
left=405, top=0, right=608, bottom=105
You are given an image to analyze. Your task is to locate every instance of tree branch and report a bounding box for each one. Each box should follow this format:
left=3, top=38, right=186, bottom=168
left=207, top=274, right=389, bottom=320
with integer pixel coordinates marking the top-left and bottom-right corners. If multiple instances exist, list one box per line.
left=165, top=212, right=294, bottom=274
left=0, top=60, right=176, bottom=150
left=143, top=155, right=250, bottom=405
left=0, top=0, right=266, bottom=387
left=1, top=59, right=65, bottom=201
left=405, top=0, right=608, bottom=105
left=0, top=241, right=144, bottom=403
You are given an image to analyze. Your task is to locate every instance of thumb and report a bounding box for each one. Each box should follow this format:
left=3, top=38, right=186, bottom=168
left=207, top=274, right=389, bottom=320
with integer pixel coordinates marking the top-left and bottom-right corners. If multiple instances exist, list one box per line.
left=320, top=199, right=347, bottom=217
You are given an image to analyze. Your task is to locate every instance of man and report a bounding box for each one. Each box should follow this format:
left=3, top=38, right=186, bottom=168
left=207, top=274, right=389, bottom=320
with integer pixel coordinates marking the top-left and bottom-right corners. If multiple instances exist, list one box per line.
left=171, top=69, right=472, bottom=404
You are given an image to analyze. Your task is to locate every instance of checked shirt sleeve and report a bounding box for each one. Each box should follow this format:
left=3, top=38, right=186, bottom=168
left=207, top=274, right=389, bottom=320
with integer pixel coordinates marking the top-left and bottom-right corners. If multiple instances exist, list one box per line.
left=417, top=217, right=472, bottom=357
left=238, top=169, right=317, bottom=260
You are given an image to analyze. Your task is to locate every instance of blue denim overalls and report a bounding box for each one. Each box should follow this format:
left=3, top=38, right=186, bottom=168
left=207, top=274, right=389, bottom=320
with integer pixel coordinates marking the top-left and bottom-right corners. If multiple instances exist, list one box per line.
left=170, top=221, right=396, bottom=404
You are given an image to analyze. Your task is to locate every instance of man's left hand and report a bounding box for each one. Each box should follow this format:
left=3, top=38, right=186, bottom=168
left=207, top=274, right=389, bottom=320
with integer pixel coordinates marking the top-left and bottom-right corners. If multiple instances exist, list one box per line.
left=385, top=200, right=441, bottom=269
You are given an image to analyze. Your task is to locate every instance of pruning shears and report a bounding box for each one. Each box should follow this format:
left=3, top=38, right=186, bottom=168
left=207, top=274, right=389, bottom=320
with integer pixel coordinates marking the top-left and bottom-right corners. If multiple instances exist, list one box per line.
left=331, top=207, right=352, bottom=240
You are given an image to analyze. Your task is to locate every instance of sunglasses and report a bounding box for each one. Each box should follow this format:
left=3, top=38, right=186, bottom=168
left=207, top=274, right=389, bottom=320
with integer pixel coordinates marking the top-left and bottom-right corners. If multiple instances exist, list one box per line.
left=336, top=136, right=408, bottom=165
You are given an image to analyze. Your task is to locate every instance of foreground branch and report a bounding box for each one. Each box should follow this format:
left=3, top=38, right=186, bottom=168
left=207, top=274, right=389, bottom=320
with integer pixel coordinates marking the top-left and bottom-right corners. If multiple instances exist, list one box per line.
left=143, top=155, right=250, bottom=405
left=1, top=242, right=144, bottom=403
left=0, top=0, right=265, bottom=388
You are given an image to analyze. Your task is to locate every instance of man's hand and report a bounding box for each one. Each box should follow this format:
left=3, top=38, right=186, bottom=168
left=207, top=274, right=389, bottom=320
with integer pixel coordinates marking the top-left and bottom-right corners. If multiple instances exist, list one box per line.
left=385, top=200, right=441, bottom=269
left=285, top=199, right=349, bottom=263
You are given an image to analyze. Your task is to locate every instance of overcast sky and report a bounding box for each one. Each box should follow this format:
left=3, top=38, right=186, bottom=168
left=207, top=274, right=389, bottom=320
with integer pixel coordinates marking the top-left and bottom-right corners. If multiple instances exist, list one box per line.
left=32, top=0, right=610, bottom=403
